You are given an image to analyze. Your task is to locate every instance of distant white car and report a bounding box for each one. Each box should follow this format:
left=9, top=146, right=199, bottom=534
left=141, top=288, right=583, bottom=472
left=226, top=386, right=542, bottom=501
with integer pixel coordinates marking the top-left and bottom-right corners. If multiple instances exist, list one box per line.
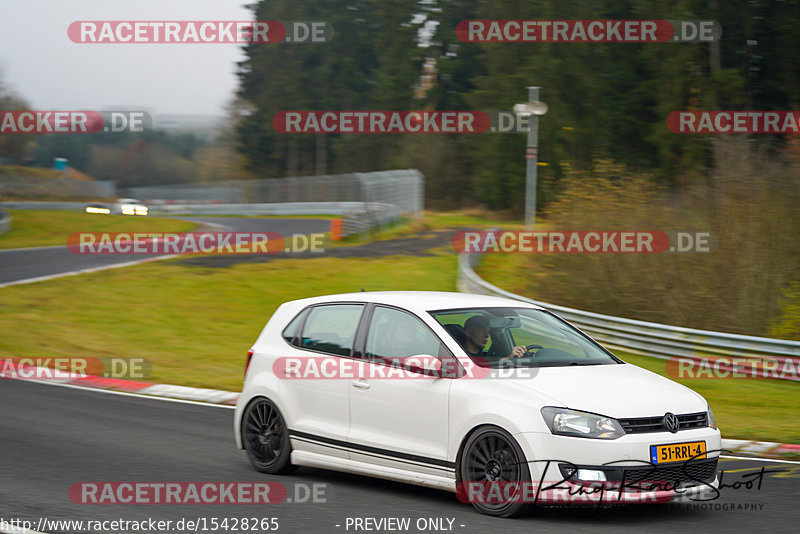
left=234, top=291, right=721, bottom=517
left=85, top=198, right=148, bottom=216
left=113, top=198, right=148, bottom=216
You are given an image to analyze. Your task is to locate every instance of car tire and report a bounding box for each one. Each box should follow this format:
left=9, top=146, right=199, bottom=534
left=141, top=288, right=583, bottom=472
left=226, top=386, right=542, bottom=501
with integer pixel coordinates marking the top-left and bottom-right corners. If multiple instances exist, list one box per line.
left=241, top=397, right=296, bottom=474
left=456, top=425, right=533, bottom=518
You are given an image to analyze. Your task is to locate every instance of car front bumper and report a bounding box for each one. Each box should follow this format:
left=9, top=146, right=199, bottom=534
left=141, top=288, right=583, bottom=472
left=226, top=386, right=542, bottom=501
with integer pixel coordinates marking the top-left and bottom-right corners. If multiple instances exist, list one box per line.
left=511, top=428, right=721, bottom=504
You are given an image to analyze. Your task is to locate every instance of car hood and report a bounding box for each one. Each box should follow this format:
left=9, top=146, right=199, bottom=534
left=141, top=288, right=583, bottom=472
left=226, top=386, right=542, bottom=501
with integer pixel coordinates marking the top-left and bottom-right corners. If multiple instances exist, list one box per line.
left=505, top=362, right=708, bottom=418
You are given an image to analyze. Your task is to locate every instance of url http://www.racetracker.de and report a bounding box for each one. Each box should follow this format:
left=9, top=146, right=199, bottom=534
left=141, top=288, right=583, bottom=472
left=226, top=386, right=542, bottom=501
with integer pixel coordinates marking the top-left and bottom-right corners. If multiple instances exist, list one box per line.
left=0, top=516, right=280, bottom=533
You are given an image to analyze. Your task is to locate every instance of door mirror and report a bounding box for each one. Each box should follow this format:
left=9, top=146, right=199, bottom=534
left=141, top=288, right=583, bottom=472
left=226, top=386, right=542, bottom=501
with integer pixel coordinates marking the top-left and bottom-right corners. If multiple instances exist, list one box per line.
left=403, top=355, right=443, bottom=377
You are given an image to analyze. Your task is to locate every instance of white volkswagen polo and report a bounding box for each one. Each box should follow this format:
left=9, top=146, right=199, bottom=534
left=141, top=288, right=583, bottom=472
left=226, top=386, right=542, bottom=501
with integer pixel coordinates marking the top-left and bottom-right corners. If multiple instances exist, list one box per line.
left=234, top=291, right=720, bottom=517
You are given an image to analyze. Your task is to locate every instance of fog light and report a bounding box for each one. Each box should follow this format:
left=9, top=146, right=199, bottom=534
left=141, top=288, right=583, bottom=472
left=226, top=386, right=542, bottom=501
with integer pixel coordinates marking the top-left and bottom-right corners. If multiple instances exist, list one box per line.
left=576, top=469, right=607, bottom=482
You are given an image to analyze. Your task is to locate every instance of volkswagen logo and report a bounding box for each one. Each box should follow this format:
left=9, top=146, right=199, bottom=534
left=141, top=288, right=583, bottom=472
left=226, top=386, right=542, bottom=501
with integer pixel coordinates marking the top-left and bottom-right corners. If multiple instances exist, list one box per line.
left=663, top=412, right=680, bottom=433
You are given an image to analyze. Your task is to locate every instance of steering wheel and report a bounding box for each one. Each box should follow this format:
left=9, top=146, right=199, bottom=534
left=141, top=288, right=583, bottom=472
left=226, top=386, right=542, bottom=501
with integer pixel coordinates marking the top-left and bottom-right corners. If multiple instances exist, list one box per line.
left=499, top=344, right=544, bottom=367
left=523, top=344, right=543, bottom=357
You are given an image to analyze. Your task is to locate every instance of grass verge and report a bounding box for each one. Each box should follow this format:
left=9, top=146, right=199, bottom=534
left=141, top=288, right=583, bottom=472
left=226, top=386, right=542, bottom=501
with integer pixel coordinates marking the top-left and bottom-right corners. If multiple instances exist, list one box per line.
left=0, top=210, right=198, bottom=249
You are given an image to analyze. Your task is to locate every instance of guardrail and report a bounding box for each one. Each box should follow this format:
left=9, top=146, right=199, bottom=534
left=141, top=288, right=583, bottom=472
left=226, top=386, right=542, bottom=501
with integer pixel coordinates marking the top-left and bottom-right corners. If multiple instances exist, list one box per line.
left=458, top=253, right=800, bottom=381
left=147, top=201, right=394, bottom=217
left=149, top=201, right=401, bottom=237
left=2, top=201, right=88, bottom=211
left=126, top=169, right=424, bottom=217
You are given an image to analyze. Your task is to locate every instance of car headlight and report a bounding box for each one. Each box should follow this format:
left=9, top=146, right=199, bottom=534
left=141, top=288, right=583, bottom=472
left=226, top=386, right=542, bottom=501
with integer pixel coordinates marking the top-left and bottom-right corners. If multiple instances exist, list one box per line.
left=707, top=406, right=717, bottom=429
left=541, top=407, right=625, bottom=439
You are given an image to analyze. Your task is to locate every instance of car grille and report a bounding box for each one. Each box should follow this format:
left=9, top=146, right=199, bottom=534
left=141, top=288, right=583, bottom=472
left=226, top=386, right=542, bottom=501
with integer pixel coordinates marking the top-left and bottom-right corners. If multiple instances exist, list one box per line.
left=621, top=458, right=718, bottom=486
left=618, top=412, right=708, bottom=434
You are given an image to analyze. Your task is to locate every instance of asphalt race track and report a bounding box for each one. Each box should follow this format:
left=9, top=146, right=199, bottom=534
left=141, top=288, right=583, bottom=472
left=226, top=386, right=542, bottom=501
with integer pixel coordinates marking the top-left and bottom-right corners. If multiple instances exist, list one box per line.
left=0, top=217, right=330, bottom=286
left=1, top=379, right=796, bottom=534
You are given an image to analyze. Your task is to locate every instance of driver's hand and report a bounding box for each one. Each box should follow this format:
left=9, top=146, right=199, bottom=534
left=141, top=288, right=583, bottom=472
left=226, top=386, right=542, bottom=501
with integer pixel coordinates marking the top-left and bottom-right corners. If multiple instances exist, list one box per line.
left=510, top=345, right=526, bottom=359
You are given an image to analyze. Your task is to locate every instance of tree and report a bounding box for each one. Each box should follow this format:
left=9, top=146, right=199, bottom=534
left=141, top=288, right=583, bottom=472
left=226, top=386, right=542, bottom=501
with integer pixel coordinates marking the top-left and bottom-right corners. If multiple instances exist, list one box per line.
left=236, top=0, right=425, bottom=177
left=0, top=68, right=34, bottom=161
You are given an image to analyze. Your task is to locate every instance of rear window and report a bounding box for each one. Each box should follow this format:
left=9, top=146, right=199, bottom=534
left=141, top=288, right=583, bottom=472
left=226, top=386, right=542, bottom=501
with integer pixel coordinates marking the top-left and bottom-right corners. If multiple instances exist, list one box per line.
left=298, top=304, right=364, bottom=356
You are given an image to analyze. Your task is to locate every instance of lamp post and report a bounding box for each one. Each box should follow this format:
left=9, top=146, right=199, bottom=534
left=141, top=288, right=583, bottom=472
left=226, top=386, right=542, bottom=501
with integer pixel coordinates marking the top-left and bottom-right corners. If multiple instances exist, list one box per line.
left=513, top=87, right=548, bottom=228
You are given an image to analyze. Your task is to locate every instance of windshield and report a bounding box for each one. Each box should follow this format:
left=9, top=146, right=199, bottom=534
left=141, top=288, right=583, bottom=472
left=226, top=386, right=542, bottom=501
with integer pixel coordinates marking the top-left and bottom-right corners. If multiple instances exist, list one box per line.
left=430, top=307, right=621, bottom=368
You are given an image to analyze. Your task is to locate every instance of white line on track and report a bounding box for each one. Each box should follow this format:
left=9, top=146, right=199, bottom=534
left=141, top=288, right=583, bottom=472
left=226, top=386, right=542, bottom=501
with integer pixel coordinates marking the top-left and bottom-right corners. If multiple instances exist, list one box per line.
left=11, top=378, right=236, bottom=409
left=0, top=254, right=177, bottom=288
left=720, top=454, right=800, bottom=465
left=0, top=244, right=65, bottom=253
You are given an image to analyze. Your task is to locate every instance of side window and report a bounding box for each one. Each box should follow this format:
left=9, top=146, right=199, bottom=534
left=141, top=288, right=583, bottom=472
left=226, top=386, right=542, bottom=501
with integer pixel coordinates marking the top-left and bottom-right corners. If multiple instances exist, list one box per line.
left=282, top=308, right=308, bottom=346
left=300, top=304, right=364, bottom=356
left=365, top=306, right=444, bottom=362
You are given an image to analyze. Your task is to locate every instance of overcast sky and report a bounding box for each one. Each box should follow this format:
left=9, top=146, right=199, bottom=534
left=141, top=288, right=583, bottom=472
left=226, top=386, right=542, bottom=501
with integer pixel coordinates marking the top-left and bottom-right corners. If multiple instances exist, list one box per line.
left=0, top=0, right=253, bottom=116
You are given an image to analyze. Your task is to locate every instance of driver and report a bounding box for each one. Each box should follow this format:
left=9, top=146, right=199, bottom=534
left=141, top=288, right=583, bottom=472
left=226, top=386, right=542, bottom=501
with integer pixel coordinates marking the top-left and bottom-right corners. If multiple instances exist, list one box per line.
left=463, top=315, right=526, bottom=360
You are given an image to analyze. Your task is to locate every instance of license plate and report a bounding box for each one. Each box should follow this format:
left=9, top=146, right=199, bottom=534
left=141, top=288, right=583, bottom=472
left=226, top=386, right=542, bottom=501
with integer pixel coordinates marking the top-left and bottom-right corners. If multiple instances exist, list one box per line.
left=650, top=441, right=706, bottom=464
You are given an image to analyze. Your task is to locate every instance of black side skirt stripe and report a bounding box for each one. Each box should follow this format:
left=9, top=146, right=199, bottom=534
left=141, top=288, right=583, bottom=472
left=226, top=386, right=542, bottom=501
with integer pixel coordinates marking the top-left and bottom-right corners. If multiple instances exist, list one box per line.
left=291, top=436, right=453, bottom=473
left=289, top=429, right=456, bottom=471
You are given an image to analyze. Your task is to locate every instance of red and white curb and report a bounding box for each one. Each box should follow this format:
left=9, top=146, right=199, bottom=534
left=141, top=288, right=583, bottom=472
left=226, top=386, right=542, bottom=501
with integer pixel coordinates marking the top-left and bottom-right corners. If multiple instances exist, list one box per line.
left=2, top=359, right=798, bottom=458
left=720, top=438, right=800, bottom=457
left=0, top=359, right=238, bottom=405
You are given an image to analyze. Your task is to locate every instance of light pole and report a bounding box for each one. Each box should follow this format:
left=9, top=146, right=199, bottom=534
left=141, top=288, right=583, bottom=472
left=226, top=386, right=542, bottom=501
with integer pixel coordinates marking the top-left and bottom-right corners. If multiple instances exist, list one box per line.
left=513, top=87, right=548, bottom=228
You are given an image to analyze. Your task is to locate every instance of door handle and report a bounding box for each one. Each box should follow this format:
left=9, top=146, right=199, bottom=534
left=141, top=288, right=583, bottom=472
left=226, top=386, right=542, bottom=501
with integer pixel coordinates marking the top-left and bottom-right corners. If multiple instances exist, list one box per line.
left=351, top=380, right=371, bottom=390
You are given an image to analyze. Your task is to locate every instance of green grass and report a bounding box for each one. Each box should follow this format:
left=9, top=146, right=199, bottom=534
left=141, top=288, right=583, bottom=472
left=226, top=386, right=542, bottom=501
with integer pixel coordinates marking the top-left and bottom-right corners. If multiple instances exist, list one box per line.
left=616, top=351, right=800, bottom=444
left=0, top=210, right=198, bottom=249
left=0, top=254, right=458, bottom=392
left=415, top=210, right=538, bottom=231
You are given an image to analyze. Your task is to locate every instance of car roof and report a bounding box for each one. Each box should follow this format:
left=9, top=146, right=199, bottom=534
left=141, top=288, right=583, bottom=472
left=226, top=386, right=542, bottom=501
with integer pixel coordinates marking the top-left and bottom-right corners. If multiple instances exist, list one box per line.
left=287, top=291, right=545, bottom=313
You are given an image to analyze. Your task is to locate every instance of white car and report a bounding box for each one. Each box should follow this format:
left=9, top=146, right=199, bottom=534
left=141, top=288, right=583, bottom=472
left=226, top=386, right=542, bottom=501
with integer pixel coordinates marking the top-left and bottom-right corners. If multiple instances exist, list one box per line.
left=113, top=198, right=148, bottom=216
left=234, top=291, right=720, bottom=517
left=85, top=198, right=148, bottom=216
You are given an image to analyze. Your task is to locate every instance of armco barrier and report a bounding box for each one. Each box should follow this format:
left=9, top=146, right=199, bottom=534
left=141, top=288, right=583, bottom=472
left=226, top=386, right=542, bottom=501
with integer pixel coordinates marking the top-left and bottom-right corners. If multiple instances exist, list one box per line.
left=126, top=169, right=424, bottom=217
left=458, top=253, right=800, bottom=381
left=2, top=201, right=88, bottom=211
